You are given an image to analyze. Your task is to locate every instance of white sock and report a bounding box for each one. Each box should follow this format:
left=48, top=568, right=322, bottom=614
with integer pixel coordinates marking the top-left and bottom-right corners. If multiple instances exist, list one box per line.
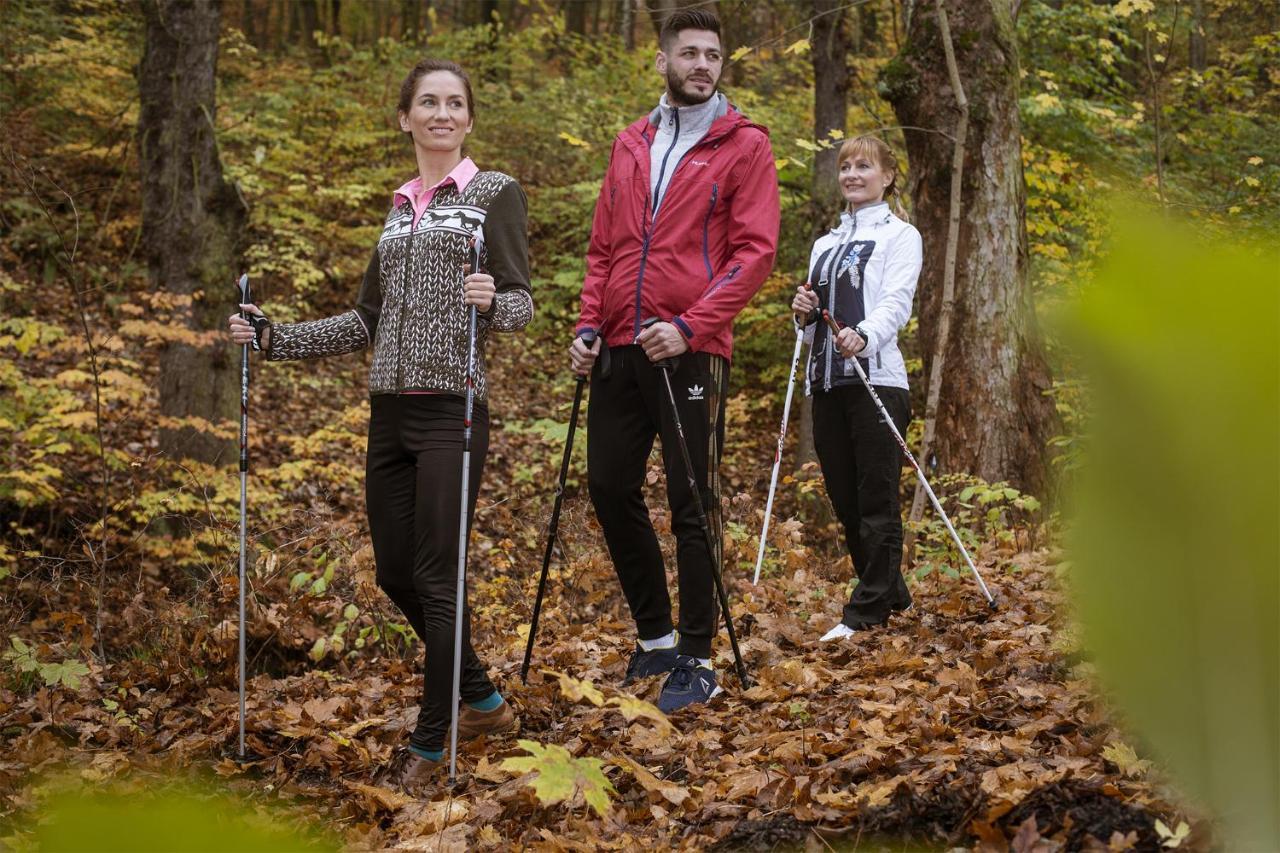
left=638, top=632, right=676, bottom=651
left=695, top=658, right=712, bottom=670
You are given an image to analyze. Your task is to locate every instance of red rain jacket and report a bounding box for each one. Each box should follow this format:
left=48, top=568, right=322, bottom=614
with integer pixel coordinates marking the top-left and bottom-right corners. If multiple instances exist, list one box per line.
left=577, top=108, right=780, bottom=361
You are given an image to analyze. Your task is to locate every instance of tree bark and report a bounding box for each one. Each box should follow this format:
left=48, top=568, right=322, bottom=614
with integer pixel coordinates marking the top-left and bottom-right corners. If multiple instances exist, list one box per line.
left=298, top=0, right=320, bottom=48
left=564, top=0, right=588, bottom=33
left=907, top=0, right=968, bottom=539
left=882, top=0, right=1058, bottom=495
left=616, top=0, right=634, bottom=49
left=1189, top=0, right=1207, bottom=71
left=642, top=0, right=677, bottom=40
left=138, top=0, right=246, bottom=465
left=795, top=0, right=851, bottom=474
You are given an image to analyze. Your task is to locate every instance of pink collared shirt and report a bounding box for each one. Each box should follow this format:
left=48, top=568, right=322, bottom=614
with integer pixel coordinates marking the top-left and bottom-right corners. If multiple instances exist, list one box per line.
left=393, top=157, right=480, bottom=230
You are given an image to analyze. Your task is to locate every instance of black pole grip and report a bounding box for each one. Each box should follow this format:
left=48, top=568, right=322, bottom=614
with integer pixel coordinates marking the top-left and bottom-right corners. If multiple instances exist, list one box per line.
left=640, top=316, right=676, bottom=371
left=576, top=328, right=598, bottom=384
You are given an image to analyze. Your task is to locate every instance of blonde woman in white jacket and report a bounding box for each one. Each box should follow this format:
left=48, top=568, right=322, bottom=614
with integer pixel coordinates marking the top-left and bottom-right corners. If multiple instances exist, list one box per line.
left=792, top=135, right=922, bottom=642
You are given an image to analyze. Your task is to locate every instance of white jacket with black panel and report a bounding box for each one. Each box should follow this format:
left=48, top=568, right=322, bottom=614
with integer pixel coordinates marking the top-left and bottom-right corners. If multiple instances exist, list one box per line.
left=799, top=201, right=921, bottom=394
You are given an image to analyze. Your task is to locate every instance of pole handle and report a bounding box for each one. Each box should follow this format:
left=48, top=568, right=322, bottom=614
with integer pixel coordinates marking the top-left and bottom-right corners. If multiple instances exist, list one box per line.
left=575, top=328, right=597, bottom=384
left=237, top=274, right=252, bottom=316
left=639, top=317, right=676, bottom=371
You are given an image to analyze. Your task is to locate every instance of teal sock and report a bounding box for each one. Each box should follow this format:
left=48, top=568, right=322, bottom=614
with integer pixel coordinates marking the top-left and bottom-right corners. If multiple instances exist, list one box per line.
left=467, top=690, right=504, bottom=713
left=410, top=745, right=443, bottom=761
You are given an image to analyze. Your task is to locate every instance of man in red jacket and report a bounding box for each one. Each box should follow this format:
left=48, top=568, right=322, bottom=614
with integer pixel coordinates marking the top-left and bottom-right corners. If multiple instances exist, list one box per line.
left=568, top=8, right=779, bottom=712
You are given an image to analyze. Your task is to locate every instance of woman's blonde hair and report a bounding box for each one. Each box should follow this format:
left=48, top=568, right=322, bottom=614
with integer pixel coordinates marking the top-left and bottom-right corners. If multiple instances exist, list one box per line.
left=837, top=135, right=909, bottom=222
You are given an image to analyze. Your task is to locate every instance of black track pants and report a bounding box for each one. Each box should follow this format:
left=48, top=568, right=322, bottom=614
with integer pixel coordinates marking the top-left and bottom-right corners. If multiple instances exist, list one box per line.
left=365, top=394, right=494, bottom=752
left=586, top=345, right=728, bottom=660
left=812, top=383, right=913, bottom=627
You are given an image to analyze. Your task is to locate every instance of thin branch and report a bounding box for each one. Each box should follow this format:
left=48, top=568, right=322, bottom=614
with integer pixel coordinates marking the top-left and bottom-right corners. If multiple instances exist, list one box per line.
left=907, top=0, right=968, bottom=549
left=728, top=0, right=876, bottom=65
left=6, top=150, right=113, bottom=661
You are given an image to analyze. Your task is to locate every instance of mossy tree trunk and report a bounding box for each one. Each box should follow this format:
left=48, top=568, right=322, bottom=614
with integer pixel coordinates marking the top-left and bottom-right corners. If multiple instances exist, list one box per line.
left=139, top=0, right=246, bottom=465
left=882, top=0, right=1058, bottom=495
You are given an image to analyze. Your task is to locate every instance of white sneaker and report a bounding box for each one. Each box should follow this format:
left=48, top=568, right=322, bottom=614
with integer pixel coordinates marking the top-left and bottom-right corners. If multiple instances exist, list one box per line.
left=820, top=622, right=857, bottom=642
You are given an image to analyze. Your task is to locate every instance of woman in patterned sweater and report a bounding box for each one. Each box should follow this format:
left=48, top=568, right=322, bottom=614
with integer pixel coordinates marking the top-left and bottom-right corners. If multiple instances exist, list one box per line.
left=228, top=59, right=531, bottom=789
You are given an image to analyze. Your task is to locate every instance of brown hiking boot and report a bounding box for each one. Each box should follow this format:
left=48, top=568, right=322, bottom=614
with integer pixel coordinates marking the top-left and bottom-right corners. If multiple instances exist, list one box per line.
left=457, top=700, right=517, bottom=740
left=378, top=749, right=441, bottom=793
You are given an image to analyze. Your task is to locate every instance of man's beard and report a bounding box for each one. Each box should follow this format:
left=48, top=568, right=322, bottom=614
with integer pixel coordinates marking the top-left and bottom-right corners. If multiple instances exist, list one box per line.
left=666, top=67, right=717, bottom=107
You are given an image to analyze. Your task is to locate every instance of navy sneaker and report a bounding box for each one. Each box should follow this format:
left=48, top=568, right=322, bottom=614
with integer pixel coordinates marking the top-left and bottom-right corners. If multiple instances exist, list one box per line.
left=656, top=655, right=722, bottom=713
left=622, top=644, right=679, bottom=686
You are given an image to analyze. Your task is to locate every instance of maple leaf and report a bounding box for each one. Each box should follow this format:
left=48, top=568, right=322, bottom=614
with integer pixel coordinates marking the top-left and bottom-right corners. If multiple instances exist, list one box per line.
left=729, top=46, right=753, bottom=62
left=1011, top=816, right=1046, bottom=852
left=1155, top=819, right=1191, bottom=848
left=617, top=756, right=690, bottom=808
left=1101, top=741, right=1152, bottom=777
left=343, top=781, right=415, bottom=812
left=411, top=798, right=470, bottom=834
left=40, top=659, right=90, bottom=689
left=606, top=694, right=672, bottom=733
left=500, top=739, right=616, bottom=817
left=544, top=669, right=604, bottom=706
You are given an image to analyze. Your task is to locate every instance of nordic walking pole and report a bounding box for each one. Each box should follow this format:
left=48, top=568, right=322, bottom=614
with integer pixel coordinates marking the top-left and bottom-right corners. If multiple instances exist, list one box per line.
left=449, top=230, right=483, bottom=787
left=641, top=318, right=751, bottom=688
left=520, top=328, right=596, bottom=684
left=821, top=311, right=997, bottom=609
left=235, top=273, right=251, bottom=760
left=751, top=324, right=805, bottom=586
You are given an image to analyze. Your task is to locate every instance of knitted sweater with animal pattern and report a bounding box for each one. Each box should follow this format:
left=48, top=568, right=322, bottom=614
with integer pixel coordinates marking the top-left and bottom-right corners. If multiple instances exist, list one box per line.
left=266, top=170, right=532, bottom=403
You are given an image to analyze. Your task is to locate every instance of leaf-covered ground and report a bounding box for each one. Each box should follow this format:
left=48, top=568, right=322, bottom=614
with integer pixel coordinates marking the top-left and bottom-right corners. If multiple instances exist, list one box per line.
left=0, top=326, right=1207, bottom=851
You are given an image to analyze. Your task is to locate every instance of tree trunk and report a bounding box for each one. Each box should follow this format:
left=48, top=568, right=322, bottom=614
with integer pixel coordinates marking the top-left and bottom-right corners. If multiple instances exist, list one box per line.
left=564, top=0, right=588, bottom=33
left=616, top=0, right=634, bottom=49
left=240, top=0, right=259, bottom=49
left=642, top=0, right=676, bottom=40
left=882, top=0, right=1058, bottom=495
left=138, top=0, right=246, bottom=465
left=1189, top=0, right=1207, bottom=72
left=298, top=0, right=319, bottom=48
left=795, top=0, right=851, bottom=474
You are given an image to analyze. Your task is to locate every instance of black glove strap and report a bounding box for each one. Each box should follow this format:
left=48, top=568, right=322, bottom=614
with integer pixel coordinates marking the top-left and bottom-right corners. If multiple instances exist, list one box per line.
left=246, top=314, right=270, bottom=352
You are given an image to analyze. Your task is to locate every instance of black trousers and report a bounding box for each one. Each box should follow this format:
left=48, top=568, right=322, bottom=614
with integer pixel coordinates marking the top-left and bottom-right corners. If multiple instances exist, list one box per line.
left=586, top=346, right=728, bottom=659
left=365, top=394, right=494, bottom=752
left=812, top=383, right=913, bottom=628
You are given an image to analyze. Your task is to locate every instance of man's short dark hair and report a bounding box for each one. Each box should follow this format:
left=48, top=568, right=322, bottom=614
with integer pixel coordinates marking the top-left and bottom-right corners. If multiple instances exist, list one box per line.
left=659, top=9, right=721, bottom=52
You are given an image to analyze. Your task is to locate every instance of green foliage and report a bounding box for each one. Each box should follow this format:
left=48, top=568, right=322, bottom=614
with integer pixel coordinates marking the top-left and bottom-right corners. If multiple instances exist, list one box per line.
left=19, top=780, right=335, bottom=852
left=1020, top=0, right=1280, bottom=234
left=3, top=636, right=91, bottom=690
left=909, top=475, right=1042, bottom=581
left=1067, top=211, right=1278, bottom=851
left=501, top=739, right=616, bottom=818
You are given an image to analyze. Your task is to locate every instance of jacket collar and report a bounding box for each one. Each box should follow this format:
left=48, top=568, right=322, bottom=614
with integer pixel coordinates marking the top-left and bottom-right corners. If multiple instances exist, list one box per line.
left=836, top=201, right=893, bottom=233
left=392, top=157, right=479, bottom=208
left=619, top=98, right=764, bottom=167
left=647, top=92, right=728, bottom=129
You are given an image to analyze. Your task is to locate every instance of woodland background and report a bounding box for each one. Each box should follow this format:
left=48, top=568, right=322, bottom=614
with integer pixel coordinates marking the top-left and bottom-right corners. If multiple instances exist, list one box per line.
left=1, top=0, right=1277, bottom=850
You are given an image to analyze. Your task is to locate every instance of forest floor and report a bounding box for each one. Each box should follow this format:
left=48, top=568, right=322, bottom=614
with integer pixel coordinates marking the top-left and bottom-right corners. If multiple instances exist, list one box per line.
left=0, top=311, right=1207, bottom=851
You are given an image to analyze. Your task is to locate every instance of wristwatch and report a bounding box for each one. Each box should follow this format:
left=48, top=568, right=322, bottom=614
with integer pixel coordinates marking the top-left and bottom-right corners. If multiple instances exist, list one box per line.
left=854, top=326, right=869, bottom=351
